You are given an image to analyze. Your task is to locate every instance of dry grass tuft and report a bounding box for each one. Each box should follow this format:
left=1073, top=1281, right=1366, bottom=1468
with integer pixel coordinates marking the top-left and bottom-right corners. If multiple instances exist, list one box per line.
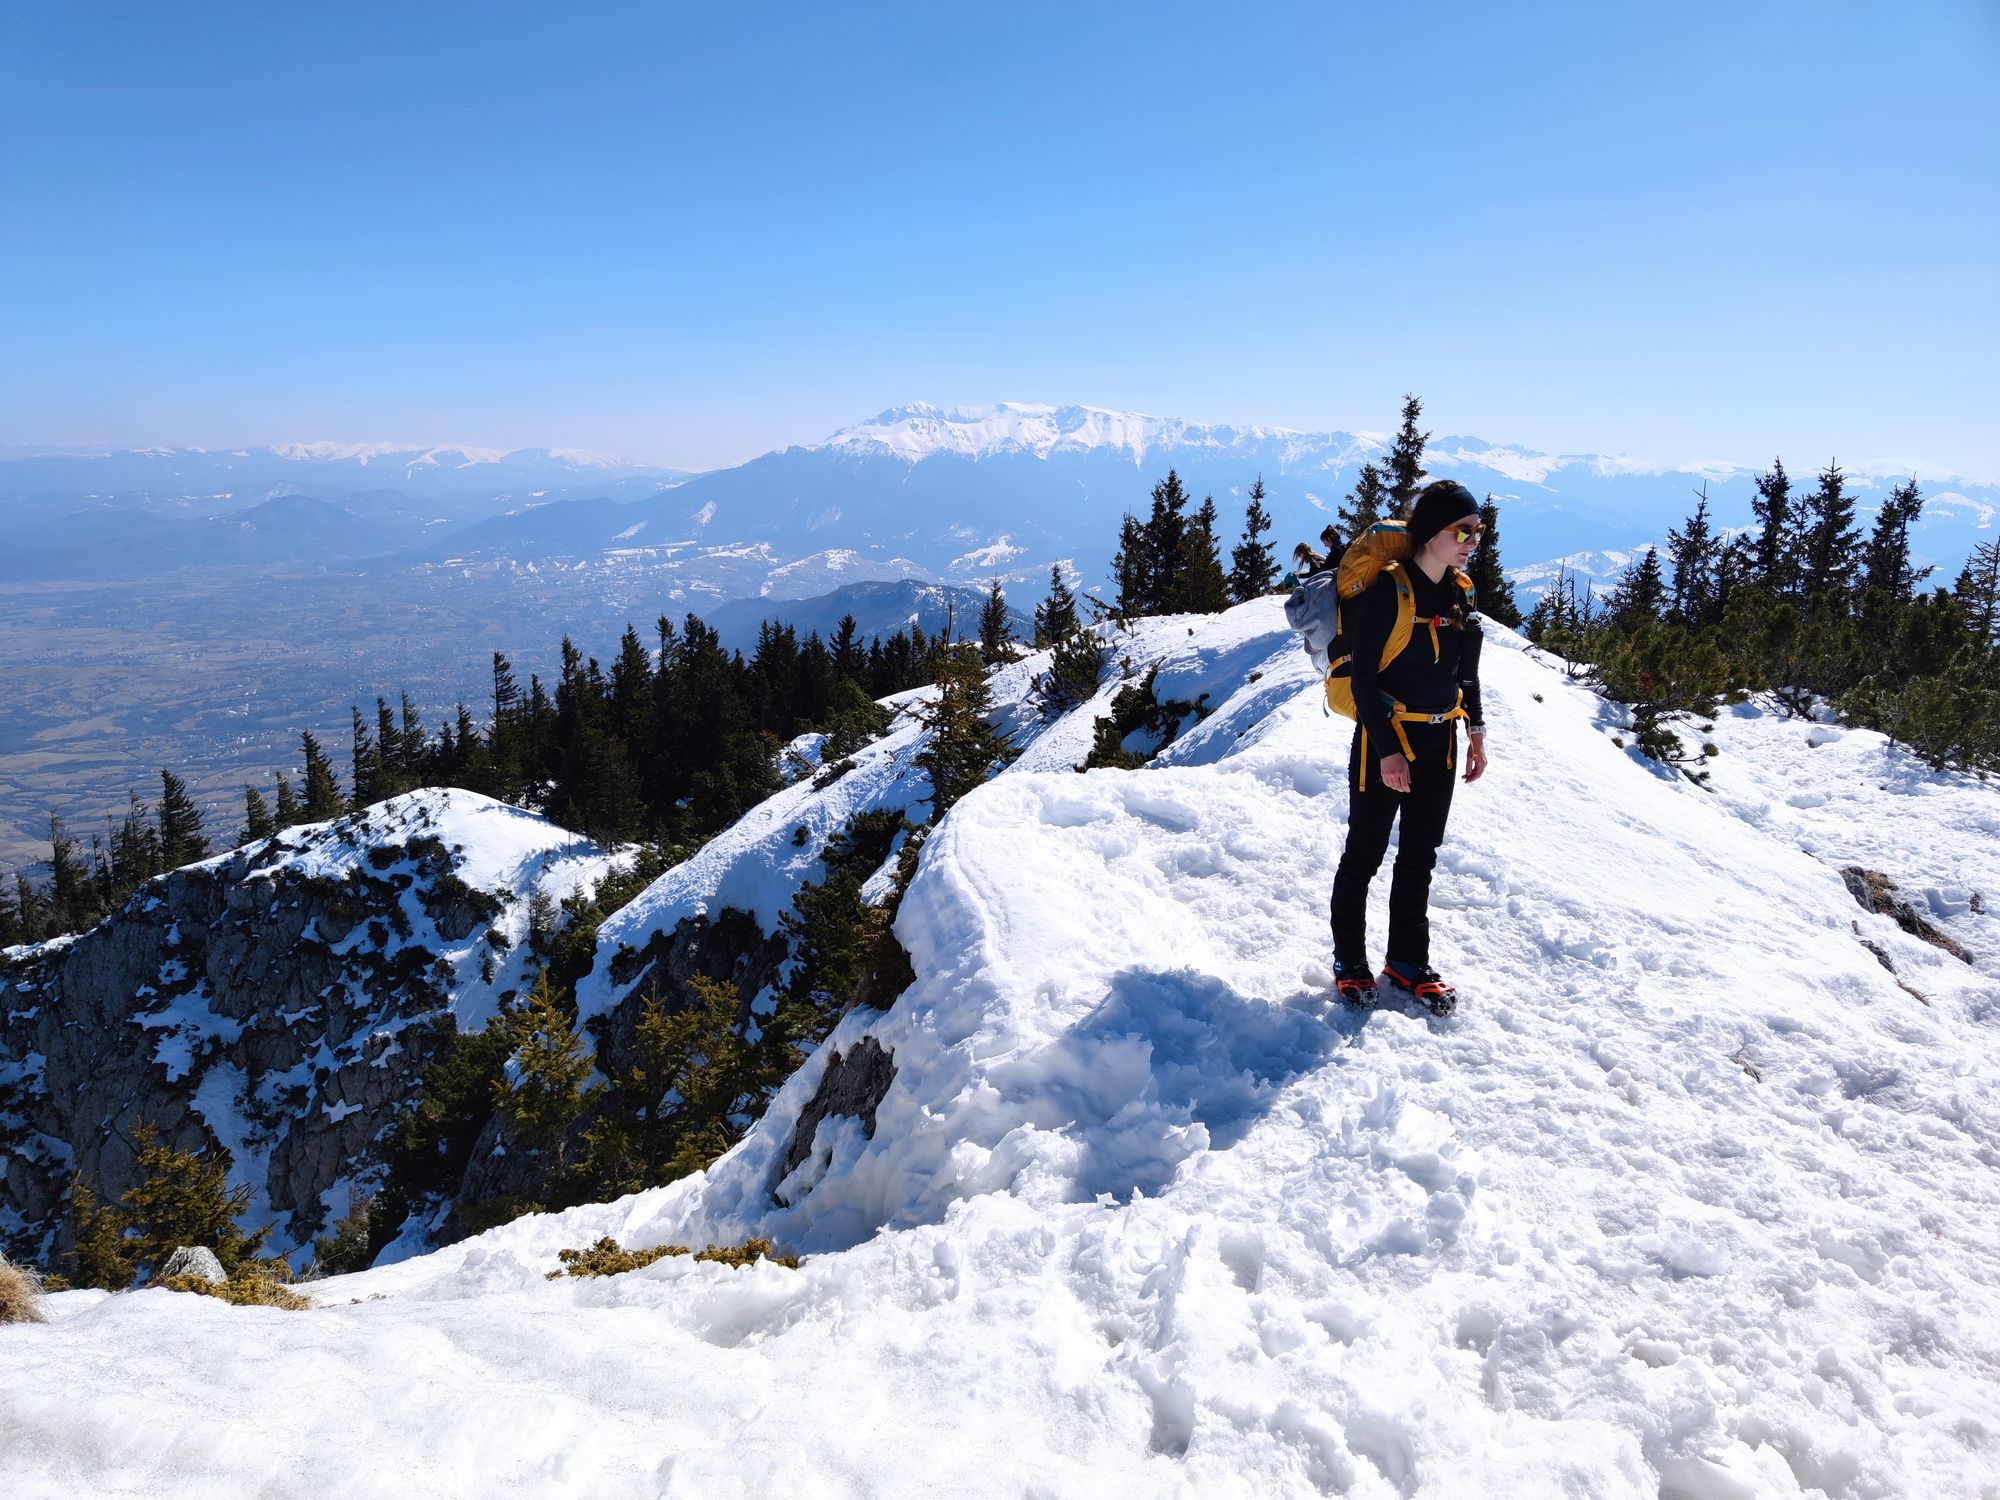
left=0, top=1255, right=47, bottom=1325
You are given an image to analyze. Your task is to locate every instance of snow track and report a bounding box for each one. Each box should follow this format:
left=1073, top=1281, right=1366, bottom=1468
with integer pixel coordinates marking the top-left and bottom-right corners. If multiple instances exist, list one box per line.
left=5, top=601, right=1997, bottom=1499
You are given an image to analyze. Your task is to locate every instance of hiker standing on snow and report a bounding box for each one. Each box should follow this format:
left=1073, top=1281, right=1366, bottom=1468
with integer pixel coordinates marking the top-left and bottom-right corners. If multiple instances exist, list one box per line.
left=1330, top=480, right=1488, bottom=1012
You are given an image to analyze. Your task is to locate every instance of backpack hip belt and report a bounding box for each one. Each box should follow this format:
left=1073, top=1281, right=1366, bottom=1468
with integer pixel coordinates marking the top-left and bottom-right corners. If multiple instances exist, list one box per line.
left=1358, top=690, right=1466, bottom=790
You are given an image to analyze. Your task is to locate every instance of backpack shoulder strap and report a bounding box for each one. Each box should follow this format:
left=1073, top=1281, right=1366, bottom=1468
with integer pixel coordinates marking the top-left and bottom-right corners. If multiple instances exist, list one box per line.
left=1379, top=562, right=1417, bottom=670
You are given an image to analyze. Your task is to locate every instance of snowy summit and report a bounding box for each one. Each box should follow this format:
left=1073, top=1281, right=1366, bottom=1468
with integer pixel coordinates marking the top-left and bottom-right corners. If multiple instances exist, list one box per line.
left=4, top=600, right=1998, bottom=1498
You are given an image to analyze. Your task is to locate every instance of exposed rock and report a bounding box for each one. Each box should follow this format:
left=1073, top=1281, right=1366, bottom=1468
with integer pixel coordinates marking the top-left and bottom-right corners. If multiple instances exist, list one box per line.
left=158, top=1246, right=225, bottom=1284
left=774, top=1035, right=896, bottom=1195
left=0, top=791, right=611, bottom=1266
left=1840, top=866, right=1972, bottom=963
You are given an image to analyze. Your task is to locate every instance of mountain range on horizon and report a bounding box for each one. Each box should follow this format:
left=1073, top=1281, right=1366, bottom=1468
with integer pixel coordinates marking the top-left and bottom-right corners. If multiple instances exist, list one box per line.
left=3, top=401, right=1995, bottom=604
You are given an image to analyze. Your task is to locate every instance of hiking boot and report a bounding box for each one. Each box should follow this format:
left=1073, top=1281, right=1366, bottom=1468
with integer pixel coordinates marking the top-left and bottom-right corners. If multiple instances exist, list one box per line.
left=1382, top=959, right=1457, bottom=1015
left=1332, top=961, right=1378, bottom=1005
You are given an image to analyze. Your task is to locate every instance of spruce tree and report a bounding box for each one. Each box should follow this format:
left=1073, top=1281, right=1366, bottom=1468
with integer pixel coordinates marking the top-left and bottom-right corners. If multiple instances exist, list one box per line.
left=1138, top=470, right=1194, bottom=613
left=300, top=731, right=343, bottom=821
left=1666, top=484, right=1721, bottom=629
left=1606, top=547, right=1667, bottom=631
left=1033, top=565, right=1080, bottom=648
left=1038, top=625, right=1106, bottom=717
left=1384, top=395, right=1430, bottom=518
left=1750, top=458, right=1798, bottom=598
left=978, top=581, right=1015, bottom=665
left=495, top=971, right=602, bottom=1176
left=1464, top=497, right=1522, bottom=627
left=1111, top=515, right=1149, bottom=620
left=1228, top=477, right=1278, bottom=602
left=1861, top=478, right=1928, bottom=602
left=1180, top=495, right=1232, bottom=613
left=241, top=785, right=275, bottom=844
left=64, top=1176, right=135, bottom=1290
left=1957, top=538, right=2000, bottom=645
left=351, top=706, right=380, bottom=808
left=46, top=814, right=94, bottom=935
left=273, top=774, right=303, bottom=831
left=157, top=769, right=207, bottom=868
left=915, top=644, right=1013, bottom=817
left=1338, top=461, right=1389, bottom=539
left=1798, top=459, right=1861, bottom=607
left=119, top=1125, right=269, bottom=1275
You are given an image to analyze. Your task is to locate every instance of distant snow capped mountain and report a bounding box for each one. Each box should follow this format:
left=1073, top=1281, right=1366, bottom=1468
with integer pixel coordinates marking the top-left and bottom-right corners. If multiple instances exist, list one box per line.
left=819, top=401, right=1352, bottom=467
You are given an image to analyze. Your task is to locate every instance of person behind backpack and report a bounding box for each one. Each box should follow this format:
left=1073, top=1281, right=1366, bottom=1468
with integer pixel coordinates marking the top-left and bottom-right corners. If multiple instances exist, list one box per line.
left=1330, top=479, right=1488, bottom=1011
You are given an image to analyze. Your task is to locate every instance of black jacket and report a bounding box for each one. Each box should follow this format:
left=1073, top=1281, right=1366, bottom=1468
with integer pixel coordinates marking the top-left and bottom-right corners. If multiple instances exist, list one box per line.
left=1345, top=564, right=1484, bottom=755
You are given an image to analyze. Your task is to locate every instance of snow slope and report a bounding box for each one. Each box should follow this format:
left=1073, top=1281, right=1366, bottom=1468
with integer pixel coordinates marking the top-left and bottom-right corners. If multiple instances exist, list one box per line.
left=5, top=603, right=1998, bottom=1500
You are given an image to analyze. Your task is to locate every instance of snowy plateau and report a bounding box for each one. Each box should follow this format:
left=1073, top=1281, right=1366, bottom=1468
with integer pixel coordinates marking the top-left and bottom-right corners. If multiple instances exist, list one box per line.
left=4, top=599, right=1999, bottom=1500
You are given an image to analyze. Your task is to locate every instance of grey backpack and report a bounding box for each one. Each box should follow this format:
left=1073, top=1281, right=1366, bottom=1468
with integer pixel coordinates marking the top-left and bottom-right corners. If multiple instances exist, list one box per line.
left=1284, top=569, right=1340, bottom=673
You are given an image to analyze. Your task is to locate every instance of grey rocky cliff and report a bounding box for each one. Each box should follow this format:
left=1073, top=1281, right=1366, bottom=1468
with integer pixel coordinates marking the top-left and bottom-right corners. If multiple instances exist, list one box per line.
left=0, top=790, right=614, bottom=1265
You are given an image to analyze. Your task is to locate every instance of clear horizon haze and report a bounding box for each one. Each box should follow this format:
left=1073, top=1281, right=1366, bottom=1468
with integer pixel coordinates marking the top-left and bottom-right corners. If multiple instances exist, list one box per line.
left=3, top=0, right=1996, bottom=477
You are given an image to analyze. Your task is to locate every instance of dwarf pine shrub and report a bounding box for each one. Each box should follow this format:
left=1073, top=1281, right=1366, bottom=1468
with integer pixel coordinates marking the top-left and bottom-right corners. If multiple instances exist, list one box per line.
left=158, top=1259, right=310, bottom=1311
left=547, top=1235, right=799, bottom=1279
left=547, top=1236, right=691, bottom=1279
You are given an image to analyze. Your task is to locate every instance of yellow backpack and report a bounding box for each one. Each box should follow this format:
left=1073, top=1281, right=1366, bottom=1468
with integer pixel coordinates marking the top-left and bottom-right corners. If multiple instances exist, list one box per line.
left=1324, top=521, right=1476, bottom=774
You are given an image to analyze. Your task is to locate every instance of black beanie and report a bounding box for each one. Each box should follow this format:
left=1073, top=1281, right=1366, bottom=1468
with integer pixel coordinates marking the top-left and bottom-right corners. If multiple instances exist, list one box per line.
left=1406, top=480, right=1480, bottom=551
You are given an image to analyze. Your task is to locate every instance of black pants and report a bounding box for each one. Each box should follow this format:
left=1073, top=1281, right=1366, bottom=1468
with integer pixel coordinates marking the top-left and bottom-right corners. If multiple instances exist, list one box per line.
left=1330, top=718, right=1457, bottom=970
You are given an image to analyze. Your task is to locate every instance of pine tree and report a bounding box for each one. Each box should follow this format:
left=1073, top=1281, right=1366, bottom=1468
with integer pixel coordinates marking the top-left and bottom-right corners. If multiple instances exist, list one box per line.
left=978, top=581, right=1015, bottom=665
left=1606, top=547, right=1667, bottom=631
left=1464, top=497, right=1522, bottom=627
left=1861, top=478, right=1929, bottom=602
left=915, top=644, right=1013, bottom=817
left=1384, top=395, right=1430, bottom=518
left=1033, top=565, right=1079, bottom=648
left=1180, top=495, right=1232, bottom=613
left=1957, top=538, right=2000, bottom=645
left=300, top=731, right=343, bottom=821
left=1798, top=459, right=1861, bottom=608
left=1338, top=461, right=1389, bottom=539
left=157, top=769, right=207, bottom=868
left=1228, top=477, right=1278, bottom=602
left=1666, top=484, right=1721, bottom=629
left=241, top=785, right=274, bottom=844
left=1750, top=458, right=1799, bottom=598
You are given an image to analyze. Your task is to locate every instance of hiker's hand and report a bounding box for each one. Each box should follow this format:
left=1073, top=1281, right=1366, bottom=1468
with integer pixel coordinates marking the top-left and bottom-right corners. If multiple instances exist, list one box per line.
left=1380, top=753, right=1411, bottom=792
left=1464, top=732, right=1488, bottom=784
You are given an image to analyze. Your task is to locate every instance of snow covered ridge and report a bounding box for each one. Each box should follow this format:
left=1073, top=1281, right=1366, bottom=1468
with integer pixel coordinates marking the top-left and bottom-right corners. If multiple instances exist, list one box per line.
left=0, top=790, right=615, bottom=1263
left=8, top=605, right=2000, bottom=1498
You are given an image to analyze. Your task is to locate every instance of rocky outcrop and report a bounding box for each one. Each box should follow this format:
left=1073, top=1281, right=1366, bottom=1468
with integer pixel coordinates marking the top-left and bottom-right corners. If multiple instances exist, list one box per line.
left=774, top=1035, right=896, bottom=1201
left=158, top=1245, right=225, bottom=1284
left=0, top=791, right=612, bottom=1265
left=1841, top=866, right=1972, bottom=963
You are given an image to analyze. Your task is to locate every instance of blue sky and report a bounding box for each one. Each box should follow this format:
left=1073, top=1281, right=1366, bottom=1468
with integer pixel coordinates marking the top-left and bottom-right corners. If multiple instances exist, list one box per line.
left=3, top=1, right=1995, bottom=474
